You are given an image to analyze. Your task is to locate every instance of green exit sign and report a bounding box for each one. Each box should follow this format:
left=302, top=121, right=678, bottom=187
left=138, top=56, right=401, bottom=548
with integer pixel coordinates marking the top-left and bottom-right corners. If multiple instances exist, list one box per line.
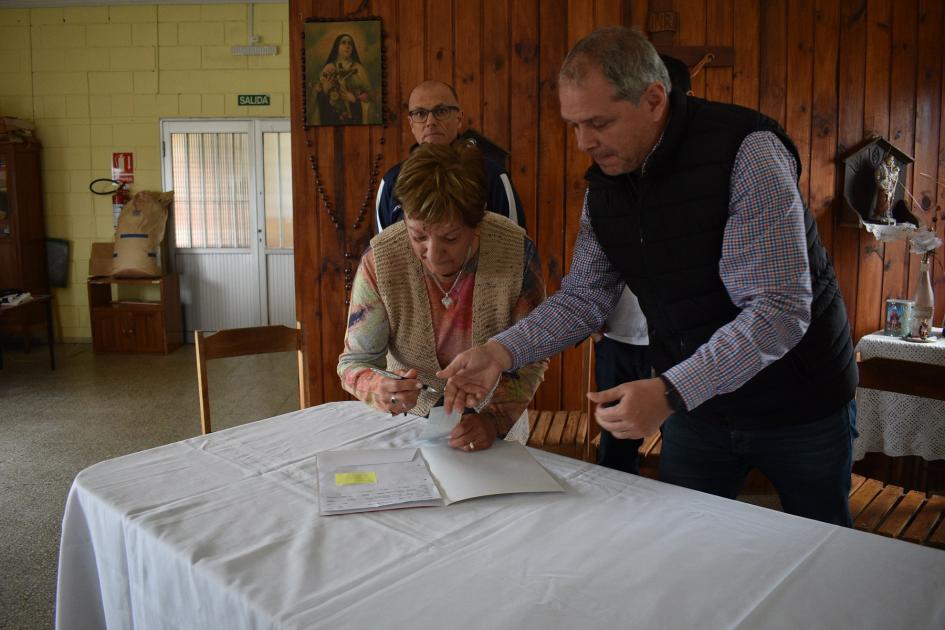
left=238, top=94, right=271, bottom=106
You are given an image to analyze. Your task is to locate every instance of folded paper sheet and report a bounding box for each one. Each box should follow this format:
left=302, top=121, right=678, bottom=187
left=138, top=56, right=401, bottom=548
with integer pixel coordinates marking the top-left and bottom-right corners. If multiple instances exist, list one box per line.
left=316, top=441, right=563, bottom=515
left=422, top=441, right=564, bottom=504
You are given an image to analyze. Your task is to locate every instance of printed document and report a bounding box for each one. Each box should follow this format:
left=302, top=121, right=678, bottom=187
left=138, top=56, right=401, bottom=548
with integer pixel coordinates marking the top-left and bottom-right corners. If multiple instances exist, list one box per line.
left=317, top=448, right=442, bottom=515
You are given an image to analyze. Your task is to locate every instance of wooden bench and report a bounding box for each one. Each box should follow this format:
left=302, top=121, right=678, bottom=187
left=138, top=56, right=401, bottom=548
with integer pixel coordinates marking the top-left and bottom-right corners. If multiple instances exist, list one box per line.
left=527, top=409, right=589, bottom=461
left=526, top=409, right=659, bottom=474
left=850, top=474, right=945, bottom=548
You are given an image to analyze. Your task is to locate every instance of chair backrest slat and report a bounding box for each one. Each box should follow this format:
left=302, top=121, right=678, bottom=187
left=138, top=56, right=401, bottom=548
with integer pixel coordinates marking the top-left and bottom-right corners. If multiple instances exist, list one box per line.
left=194, top=324, right=304, bottom=434
left=201, top=325, right=299, bottom=360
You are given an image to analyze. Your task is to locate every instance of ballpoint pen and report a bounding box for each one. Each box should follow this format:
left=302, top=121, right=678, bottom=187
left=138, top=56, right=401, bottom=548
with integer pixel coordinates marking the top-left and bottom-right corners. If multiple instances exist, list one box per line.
left=369, top=367, right=441, bottom=394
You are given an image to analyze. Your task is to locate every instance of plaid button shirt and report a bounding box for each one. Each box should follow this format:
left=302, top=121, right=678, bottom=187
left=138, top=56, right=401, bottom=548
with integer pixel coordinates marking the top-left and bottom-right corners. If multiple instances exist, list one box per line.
left=494, top=131, right=812, bottom=411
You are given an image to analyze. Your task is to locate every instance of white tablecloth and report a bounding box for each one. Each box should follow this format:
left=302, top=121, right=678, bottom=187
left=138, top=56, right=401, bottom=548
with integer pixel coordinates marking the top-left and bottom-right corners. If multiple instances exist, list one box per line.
left=57, top=401, right=945, bottom=630
left=854, top=328, right=945, bottom=461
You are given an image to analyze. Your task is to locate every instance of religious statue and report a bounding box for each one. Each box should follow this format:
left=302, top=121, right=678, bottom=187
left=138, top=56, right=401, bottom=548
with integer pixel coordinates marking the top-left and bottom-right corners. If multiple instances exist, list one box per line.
left=872, top=154, right=900, bottom=224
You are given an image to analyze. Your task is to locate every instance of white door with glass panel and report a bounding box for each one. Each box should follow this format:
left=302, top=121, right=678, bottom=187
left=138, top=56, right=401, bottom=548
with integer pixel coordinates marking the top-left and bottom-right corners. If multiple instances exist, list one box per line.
left=161, top=119, right=295, bottom=335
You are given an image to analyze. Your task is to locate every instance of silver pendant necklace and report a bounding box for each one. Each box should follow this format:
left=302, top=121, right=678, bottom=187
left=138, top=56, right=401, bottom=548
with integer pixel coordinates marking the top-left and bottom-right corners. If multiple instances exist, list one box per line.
left=427, top=245, right=472, bottom=309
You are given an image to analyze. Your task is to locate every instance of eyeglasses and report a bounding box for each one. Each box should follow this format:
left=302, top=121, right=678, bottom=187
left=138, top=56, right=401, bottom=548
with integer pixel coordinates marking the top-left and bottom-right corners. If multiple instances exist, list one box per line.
left=407, top=105, right=460, bottom=123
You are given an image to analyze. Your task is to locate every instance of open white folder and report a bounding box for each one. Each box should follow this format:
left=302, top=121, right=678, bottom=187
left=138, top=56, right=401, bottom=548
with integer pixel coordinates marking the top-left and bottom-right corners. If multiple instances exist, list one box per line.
left=316, top=441, right=563, bottom=515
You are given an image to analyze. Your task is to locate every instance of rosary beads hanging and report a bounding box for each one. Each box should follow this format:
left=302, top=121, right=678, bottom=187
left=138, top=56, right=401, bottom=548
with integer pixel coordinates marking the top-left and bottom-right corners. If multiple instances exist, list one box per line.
left=305, top=142, right=384, bottom=306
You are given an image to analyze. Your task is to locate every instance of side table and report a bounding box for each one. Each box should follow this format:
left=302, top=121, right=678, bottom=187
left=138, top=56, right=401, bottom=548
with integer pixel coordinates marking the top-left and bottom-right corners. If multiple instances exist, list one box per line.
left=0, top=294, right=55, bottom=369
left=854, top=328, right=945, bottom=462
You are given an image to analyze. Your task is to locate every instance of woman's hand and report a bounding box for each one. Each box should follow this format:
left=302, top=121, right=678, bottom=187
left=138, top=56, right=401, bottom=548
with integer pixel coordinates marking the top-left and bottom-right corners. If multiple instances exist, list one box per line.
left=448, top=412, right=500, bottom=451
left=370, top=368, right=423, bottom=415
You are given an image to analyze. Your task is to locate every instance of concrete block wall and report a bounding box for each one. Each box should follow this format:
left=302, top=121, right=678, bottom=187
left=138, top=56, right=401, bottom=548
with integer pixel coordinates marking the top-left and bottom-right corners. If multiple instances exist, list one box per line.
left=0, top=3, right=290, bottom=341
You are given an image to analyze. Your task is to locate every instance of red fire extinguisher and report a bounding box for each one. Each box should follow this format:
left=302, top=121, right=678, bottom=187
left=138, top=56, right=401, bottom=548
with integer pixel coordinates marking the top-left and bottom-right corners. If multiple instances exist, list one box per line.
left=111, top=185, right=130, bottom=226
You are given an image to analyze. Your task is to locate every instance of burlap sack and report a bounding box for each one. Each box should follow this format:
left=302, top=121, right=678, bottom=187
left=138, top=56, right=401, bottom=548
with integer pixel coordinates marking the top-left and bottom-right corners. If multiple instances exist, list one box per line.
left=112, top=191, right=173, bottom=278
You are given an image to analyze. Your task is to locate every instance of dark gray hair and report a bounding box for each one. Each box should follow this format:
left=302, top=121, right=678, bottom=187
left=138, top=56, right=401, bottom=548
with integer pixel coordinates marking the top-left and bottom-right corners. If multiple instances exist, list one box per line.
left=559, top=26, right=671, bottom=102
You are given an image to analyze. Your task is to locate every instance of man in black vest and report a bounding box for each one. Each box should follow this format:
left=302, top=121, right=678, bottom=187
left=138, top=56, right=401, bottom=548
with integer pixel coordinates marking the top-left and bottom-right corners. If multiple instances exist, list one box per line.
left=439, top=26, right=858, bottom=526
left=592, top=54, right=692, bottom=477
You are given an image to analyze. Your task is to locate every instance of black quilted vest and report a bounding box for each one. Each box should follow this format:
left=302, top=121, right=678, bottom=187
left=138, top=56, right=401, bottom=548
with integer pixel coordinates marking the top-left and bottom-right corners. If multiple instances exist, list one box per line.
left=587, top=91, right=857, bottom=428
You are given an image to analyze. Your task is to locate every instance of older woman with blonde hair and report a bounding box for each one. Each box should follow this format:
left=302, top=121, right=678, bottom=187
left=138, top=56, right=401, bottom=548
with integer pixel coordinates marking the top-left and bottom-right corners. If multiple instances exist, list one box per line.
left=338, top=142, right=546, bottom=450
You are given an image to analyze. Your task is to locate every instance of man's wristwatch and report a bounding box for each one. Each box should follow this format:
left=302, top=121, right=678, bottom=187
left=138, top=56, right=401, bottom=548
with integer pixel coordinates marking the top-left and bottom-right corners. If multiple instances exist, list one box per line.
left=658, top=375, right=686, bottom=414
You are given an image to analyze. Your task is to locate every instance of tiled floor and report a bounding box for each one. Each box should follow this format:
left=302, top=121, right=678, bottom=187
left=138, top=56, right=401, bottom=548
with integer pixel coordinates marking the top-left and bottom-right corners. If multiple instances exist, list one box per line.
left=0, top=342, right=300, bottom=630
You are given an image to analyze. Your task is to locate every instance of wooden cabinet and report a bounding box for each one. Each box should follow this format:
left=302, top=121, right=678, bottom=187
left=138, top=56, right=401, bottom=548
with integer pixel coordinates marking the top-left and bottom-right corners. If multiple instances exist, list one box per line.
left=0, top=139, right=47, bottom=294
left=0, top=139, right=49, bottom=346
left=88, top=274, right=183, bottom=354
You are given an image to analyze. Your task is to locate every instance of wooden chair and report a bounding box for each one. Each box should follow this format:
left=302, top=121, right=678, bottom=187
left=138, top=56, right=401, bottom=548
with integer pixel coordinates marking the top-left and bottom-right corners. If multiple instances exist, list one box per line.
left=195, top=324, right=307, bottom=434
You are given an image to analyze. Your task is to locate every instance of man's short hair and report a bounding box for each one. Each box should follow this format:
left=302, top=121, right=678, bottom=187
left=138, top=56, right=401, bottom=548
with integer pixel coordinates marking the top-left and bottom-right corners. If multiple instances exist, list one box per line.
left=559, top=26, right=671, bottom=102
left=394, top=141, right=486, bottom=228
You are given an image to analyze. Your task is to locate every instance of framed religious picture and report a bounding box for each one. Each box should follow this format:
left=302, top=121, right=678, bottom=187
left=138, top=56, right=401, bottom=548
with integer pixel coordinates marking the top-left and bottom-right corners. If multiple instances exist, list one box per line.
left=303, top=18, right=384, bottom=126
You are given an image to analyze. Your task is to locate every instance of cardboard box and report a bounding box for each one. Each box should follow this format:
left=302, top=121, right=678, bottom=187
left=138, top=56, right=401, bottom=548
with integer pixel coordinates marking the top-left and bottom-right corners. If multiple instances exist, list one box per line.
left=89, top=242, right=114, bottom=277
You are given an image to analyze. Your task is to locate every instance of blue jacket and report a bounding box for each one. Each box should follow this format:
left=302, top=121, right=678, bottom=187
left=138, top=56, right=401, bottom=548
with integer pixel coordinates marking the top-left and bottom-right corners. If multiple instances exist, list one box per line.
left=374, top=155, right=525, bottom=233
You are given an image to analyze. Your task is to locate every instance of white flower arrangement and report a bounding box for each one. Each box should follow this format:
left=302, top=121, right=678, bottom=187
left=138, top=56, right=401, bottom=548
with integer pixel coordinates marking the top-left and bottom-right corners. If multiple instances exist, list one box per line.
left=908, top=206, right=942, bottom=260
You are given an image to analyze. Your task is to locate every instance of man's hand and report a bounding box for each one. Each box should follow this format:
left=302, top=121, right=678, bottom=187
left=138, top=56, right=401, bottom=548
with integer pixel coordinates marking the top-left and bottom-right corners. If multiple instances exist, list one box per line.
left=586, top=377, right=673, bottom=440
left=448, top=413, right=499, bottom=451
left=436, top=340, right=512, bottom=414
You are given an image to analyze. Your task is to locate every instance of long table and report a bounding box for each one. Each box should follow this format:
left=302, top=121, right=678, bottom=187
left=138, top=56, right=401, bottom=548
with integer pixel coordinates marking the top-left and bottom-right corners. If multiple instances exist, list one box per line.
left=57, top=402, right=945, bottom=629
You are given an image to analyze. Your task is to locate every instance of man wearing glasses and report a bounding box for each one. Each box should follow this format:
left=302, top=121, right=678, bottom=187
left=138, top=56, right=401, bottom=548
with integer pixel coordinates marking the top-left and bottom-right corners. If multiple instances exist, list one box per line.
left=374, top=80, right=526, bottom=232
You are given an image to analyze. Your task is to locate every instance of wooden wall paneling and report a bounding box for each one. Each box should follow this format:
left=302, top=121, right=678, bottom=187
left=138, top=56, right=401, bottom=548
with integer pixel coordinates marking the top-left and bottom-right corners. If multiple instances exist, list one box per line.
left=863, top=0, right=891, bottom=140
left=376, top=0, right=402, bottom=192
left=594, top=0, right=623, bottom=28
left=786, top=0, right=814, bottom=208
left=928, top=4, right=945, bottom=318
left=288, top=0, right=945, bottom=402
left=533, top=0, right=568, bottom=410
left=883, top=0, right=917, bottom=305
left=834, top=0, right=867, bottom=334
left=290, top=0, right=320, bottom=405
left=675, top=0, right=706, bottom=97
left=426, top=0, right=453, bottom=83
left=758, top=0, right=787, bottom=126
left=454, top=0, right=483, bottom=132
left=922, top=0, right=945, bottom=319
left=482, top=0, right=511, bottom=153
left=704, top=0, right=733, bottom=104
left=312, top=0, right=371, bottom=404
left=628, top=0, right=648, bottom=30
left=810, top=0, right=840, bottom=248
left=397, top=0, right=424, bottom=159
left=557, top=0, right=596, bottom=411
left=731, top=0, right=759, bottom=109
left=510, top=0, right=539, bottom=237
left=853, top=0, right=892, bottom=340
left=312, top=4, right=349, bottom=403
left=914, top=0, right=944, bottom=263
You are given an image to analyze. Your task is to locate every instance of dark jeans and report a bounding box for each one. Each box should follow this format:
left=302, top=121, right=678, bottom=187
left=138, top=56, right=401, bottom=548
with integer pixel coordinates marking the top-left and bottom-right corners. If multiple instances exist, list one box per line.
left=594, top=337, right=650, bottom=475
left=659, top=400, right=858, bottom=527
